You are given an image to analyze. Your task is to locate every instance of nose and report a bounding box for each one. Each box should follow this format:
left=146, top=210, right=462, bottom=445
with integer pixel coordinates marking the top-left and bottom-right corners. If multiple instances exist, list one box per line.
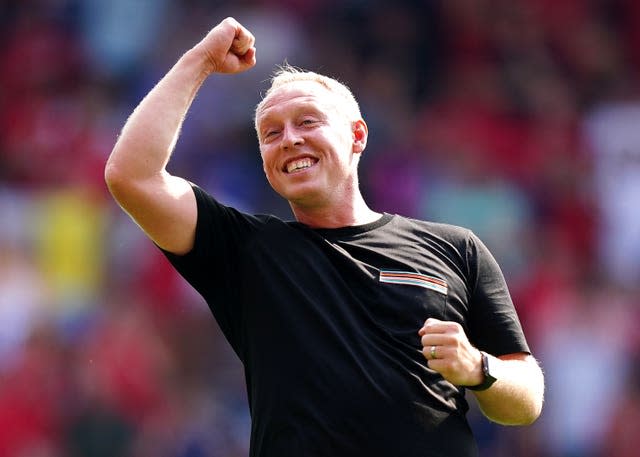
left=280, top=125, right=304, bottom=150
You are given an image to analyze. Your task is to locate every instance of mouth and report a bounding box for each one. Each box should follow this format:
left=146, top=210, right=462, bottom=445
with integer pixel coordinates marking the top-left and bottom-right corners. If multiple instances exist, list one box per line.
left=283, top=157, right=319, bottom=174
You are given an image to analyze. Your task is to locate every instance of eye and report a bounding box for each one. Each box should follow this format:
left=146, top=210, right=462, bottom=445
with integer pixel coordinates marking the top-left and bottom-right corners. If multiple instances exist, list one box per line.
left=263, top=129, right=279, bottom=139
left=301, top=118, right=317, bottom=126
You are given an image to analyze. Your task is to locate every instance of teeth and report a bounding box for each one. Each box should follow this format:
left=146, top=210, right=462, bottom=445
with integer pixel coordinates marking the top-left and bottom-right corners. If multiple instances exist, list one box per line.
left=287, top=158, right=314, bottom=173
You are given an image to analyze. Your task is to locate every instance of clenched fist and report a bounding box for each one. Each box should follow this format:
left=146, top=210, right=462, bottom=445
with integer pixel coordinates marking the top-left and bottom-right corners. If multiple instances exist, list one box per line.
left=194, top=17, right=256, bottom=75
left=418, top=318, right=484, bottom=387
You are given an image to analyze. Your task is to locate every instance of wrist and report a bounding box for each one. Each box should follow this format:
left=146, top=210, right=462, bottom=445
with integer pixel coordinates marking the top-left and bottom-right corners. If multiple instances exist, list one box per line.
left=466, top=351, right=498, bottom=391
left=184, top=46, right=217, bottom=78
left=469, top=349, right=484, bottom=385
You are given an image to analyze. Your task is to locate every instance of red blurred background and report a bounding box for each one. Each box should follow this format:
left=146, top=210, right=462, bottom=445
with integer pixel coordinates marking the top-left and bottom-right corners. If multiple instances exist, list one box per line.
left=1, top=1, right=639, bottom=456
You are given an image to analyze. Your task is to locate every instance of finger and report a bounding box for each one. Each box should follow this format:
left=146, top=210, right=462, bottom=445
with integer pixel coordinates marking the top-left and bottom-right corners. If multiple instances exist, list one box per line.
left=418, top=317, right=453, bottom=336
left=426, top=358, right=448, bottom=374
left=423, top=344, right=435, bottom=361
left=424, top=344, right=458, bottom=367
left=242, top=46, right=257, bottom=66
left=423, top=341, right=456, bottom=358
left=420, top=333, right=449, bottom=348
left=423, top=320, right=464, bottom=336
left=232, top=26, right=255, bottom=55
left=423, top=345, right=439, bottom=361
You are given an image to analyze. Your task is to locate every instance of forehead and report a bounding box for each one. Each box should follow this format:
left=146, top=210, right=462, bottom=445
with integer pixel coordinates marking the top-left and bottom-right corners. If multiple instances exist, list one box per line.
left=257, top=81, right=341, bottom=123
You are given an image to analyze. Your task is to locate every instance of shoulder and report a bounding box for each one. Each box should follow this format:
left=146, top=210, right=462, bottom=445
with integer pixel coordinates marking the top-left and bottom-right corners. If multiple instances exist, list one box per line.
left=387, top=215, right=497, bottom=274
left=192, top=183, right=283, bottom=228
left=392, top=214, right=474, bottom=245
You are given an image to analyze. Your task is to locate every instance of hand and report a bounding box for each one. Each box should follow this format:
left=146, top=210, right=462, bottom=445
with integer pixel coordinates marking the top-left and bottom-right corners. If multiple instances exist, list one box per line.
left=418, top=318, right=484, bottom=387
left=195, top=17, right=256, bottom=75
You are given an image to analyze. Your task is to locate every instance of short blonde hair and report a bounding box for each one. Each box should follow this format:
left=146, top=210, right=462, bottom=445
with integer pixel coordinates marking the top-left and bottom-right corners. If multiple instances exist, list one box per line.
left=254, top=65, right=362, bottom=132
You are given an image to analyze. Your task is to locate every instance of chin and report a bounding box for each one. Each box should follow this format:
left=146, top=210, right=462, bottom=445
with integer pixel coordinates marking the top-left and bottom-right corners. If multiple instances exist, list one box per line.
left=283, top=189, right=326, bottom=208
left=275, top=181, right=318, bottom=200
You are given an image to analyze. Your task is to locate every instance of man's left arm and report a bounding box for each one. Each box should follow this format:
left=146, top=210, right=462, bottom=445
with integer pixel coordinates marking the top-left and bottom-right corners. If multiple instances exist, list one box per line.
left=471, top=351, right=544, bottom=425
left=419, top=319, right=544, bottom=425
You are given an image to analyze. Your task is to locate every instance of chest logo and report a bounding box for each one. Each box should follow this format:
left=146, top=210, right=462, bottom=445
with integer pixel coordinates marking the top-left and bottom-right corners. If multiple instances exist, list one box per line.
left=379, top=270, right=448, bottom=295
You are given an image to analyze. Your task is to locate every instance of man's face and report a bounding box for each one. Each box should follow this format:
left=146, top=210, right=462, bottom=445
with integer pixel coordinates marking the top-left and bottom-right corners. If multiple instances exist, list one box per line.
left=256, top=81, right=367, bottom=210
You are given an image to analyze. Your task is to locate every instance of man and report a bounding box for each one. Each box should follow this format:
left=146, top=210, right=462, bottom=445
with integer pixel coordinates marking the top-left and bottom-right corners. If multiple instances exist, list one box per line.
left=105, top=17, right=544, bottom=457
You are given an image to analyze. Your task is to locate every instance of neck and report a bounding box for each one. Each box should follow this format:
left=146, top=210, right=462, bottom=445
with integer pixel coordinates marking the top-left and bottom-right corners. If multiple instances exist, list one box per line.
left=290, top=193, right=381, bottom=229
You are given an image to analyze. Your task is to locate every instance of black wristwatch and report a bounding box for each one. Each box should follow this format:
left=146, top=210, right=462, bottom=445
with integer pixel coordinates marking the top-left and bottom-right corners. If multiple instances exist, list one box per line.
left=466, top=351, right=497, bottom=391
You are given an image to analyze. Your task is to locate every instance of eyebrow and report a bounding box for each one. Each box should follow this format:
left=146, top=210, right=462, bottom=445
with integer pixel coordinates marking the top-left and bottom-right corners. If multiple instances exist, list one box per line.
left=258, top=103, right=327, bottom=128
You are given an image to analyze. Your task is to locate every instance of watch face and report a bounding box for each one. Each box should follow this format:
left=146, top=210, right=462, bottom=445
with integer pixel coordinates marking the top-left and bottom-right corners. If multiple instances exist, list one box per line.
left=467, top=352, right=497, bottom=390
left=483, top=352, right=497, bottom=382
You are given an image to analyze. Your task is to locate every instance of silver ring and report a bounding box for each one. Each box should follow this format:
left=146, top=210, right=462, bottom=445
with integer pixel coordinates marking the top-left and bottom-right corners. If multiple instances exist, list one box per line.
left=430, top=345, right=437, bottom=360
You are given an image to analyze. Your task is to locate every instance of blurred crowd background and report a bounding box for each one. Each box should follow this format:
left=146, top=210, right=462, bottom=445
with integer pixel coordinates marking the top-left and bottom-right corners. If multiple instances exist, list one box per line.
left=1, top=0, right=640, bottom=456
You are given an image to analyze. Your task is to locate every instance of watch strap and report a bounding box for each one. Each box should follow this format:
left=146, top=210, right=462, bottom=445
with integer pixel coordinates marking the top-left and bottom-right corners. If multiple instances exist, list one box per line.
left=466, top=351, right=497, bottom=391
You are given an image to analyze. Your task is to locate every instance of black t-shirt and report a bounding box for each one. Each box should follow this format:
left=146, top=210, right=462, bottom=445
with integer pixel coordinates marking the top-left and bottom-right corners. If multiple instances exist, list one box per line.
left=163, top=185, right=530, bottom=457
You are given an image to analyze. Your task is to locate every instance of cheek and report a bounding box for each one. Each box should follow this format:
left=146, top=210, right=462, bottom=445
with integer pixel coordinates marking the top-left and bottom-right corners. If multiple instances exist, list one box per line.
left=260, top=151, right=278, bottom=183
left=259, top=147, right=272, bottom=169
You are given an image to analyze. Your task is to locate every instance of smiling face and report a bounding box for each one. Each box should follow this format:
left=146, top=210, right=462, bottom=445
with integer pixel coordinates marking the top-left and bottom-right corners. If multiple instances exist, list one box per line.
left=256, top=80, right=368, bottom=212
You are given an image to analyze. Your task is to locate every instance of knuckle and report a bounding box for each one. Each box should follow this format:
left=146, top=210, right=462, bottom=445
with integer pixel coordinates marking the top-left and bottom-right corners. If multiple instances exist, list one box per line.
left=449, top=322, right=463, bottom=333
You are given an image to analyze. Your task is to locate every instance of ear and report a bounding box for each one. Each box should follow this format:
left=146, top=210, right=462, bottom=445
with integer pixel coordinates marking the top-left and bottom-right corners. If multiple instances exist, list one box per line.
left=352, top=119, right=368, bottom=154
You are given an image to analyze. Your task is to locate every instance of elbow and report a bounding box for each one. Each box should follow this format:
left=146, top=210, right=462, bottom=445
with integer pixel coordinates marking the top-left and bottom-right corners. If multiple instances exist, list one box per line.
left=508, top=380, right=545, bottom=426
left=104, top=144, right=121, bottom=186
left=522, top=369, right=545, bottom=425
left=104, top=157, right=144, bottom=205
left=503, top=387, right=545, bottom=426
left=104, top=148, right=143, bottom=200
left=526, top=390, right=545, bottom=425
left=485, top=401, right=542, bottom=426
left=104, top=160, right=126, bottom=199
left=104, top=156, right=167, bottom=212
left=480, top=382, right=545, bottom=426
left=516, top=399, right=543, bottom=426
left=104, top=140, right=139, bottom=195
left=104, top=160, right=116, bottom=189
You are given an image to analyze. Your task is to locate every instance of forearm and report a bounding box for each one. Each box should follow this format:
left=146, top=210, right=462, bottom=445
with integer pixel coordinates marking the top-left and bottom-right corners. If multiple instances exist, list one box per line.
left=472, top=354, right=544, bottom=425
left=105, top=47, right=210, bottom=184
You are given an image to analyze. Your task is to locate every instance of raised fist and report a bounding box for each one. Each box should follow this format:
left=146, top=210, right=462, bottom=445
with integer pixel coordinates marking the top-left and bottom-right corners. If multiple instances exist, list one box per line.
left=195, top=17, right=256, bottom=75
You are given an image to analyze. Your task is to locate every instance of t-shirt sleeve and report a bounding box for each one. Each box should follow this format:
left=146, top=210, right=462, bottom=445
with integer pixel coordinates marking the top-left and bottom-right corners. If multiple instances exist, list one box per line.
left=161, top=184, right=268, bottom=352
left=465, top=231, right=530, bottom=356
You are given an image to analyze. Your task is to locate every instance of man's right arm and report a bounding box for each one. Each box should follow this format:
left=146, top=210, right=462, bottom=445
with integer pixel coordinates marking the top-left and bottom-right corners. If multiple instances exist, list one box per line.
left=104, top=18, right=256, bottom=255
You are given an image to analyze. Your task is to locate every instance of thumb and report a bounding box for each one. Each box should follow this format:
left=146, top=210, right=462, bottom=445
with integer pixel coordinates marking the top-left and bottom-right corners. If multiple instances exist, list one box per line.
left=418, top=317, right=443, bottom=335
